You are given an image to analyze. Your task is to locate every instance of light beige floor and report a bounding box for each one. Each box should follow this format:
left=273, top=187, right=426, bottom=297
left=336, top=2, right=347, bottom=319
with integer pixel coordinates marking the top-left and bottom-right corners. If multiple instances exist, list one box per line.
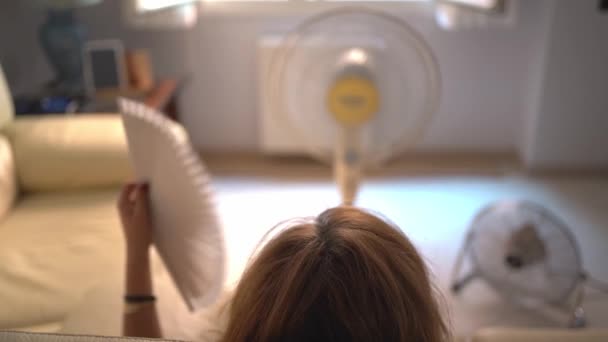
left=214, top=171, right=608, bottom=338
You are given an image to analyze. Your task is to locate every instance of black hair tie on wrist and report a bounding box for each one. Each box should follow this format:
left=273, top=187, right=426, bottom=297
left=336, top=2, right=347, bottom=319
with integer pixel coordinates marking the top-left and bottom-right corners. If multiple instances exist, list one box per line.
left=125, top=294, right=156, bottom=303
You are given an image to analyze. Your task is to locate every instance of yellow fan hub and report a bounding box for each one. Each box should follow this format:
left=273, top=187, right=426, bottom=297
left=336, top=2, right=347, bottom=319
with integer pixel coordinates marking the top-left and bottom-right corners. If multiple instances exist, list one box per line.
left=327, top=76, right=379, bottom=126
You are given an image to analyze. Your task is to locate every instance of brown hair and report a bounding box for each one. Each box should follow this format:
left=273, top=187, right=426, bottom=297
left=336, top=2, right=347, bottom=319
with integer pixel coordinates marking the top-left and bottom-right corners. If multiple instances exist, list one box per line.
left=221, top=206, right=449, bottom=342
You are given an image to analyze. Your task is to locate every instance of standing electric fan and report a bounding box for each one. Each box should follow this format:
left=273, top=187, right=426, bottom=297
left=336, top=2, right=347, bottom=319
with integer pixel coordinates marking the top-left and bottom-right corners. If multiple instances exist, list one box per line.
left=266, top=7, right=441, bottom=205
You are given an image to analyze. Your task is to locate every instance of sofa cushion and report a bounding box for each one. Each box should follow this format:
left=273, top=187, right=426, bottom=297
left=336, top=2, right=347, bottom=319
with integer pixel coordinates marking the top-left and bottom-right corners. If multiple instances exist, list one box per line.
left=0, top=190, right=124, bottom=330
left=472, top=327, right=608, bottom=342
left=0, top=331, right=184, bottom=342
left=0, top=135, right=16, bottom=220
left=3, top=115, right=132, bottom=193
left=0, top=63, right=14, bottom=128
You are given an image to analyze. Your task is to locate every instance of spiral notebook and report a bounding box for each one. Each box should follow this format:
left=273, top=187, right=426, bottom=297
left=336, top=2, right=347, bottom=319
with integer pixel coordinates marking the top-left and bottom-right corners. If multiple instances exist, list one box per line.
left=119, top=99, right=225, bottom=311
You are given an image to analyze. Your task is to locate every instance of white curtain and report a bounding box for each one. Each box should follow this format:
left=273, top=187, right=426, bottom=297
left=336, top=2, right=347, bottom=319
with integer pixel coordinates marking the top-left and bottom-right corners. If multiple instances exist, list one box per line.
left=123, top=0, right=508, bottom=31
left=124, top=0, right=198, bottom=29
left=434, top=0, right=512, bottom=30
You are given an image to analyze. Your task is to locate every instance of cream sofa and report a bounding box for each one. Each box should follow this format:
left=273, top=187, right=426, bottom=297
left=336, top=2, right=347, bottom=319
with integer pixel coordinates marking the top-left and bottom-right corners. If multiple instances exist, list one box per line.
left=0, top=64, right=221, bottom=339
left=0, top=114, right=132, bottom=332
left=0, top=331, right=183, bottom=342
left=0, top=61, right=132, bottom=334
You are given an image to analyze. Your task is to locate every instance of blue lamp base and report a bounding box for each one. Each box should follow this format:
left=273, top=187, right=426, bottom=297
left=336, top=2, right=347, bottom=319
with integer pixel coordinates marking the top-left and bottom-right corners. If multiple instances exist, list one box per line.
left=39, top=9, right=86, bottom=96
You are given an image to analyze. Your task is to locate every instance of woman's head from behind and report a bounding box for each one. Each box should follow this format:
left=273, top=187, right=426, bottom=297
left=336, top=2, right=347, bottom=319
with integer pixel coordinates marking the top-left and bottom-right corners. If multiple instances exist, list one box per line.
left=222, top=206, right=448, bottom=342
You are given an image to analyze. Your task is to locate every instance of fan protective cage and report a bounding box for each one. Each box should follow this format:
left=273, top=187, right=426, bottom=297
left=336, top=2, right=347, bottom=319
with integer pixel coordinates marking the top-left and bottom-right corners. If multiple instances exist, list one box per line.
left=468, top=200, right=583, bottom=304
left=266, top=7, right=441, bottom=166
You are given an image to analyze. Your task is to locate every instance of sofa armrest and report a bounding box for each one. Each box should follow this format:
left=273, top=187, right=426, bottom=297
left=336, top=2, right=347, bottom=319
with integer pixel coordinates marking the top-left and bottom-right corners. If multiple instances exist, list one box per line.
left=472, top=327, right=608, bottom=342
left=2, top=114, right=133, bottom=192
left=0, top=63, right=14, bottom=128
left=0, top=134, right=16, bottom=220
left=0, top=331, right=184, bottom=342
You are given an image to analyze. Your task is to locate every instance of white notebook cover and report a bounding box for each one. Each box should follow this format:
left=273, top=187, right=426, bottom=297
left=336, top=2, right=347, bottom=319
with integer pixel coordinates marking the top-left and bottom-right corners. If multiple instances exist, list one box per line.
left=119, top=99, right=225, bottom=311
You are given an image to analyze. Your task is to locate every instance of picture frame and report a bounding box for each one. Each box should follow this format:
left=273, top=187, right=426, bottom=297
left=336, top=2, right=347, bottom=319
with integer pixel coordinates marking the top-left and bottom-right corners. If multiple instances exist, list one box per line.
left=82, top=39, right=128, bottom=96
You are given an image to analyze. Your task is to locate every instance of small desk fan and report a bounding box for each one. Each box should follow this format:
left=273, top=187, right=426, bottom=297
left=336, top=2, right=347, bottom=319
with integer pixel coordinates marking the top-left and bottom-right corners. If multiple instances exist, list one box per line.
left=452, top=200, right=608, bottom=327
left=266, top=7, right=441, bottom=204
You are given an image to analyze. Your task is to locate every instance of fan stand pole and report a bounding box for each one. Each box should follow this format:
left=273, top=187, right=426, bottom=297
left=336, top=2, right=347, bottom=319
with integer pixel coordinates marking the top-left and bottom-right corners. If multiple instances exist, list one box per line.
left=335, top=125, right=362, bottom=206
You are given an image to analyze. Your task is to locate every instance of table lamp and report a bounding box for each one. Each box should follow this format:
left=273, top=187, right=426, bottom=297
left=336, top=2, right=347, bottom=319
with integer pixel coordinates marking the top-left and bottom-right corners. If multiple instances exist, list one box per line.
left=35, top=0, right=102, bottom=96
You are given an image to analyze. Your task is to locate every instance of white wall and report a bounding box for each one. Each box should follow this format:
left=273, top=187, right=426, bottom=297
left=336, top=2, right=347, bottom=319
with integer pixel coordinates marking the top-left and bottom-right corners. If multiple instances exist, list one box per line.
left=0, top=0, right=553, bottom=153
left=0, top=0, right=193, bottom=95
left=0, top=2, right=53, bottom=95
left=2, top=0, right=605, bottom=168
left=179, top=1, right=549, bottom=152
left=524, top=0, right=608, bottom=168
left=77, top=1, right=194, bottom=81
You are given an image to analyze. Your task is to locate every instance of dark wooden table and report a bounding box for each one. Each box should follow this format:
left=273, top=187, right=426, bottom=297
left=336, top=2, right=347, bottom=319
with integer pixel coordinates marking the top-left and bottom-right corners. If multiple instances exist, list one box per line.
left=88, top=78, right=181, bottom=120
left=143, top=79, right=179, bottom=120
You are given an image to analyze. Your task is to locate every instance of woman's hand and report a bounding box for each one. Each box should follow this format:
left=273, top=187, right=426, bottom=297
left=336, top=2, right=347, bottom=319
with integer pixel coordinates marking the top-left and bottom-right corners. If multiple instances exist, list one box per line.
left=118, top=183, right=153, bottom=258
left=118, top=183, right=163, bottom=338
